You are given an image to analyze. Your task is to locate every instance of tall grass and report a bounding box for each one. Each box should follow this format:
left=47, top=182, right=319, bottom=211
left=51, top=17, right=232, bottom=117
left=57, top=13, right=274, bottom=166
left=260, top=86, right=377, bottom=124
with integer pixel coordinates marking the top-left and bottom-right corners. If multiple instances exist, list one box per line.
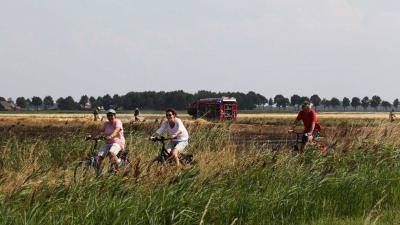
left=1, top=120, right=400, bottom=224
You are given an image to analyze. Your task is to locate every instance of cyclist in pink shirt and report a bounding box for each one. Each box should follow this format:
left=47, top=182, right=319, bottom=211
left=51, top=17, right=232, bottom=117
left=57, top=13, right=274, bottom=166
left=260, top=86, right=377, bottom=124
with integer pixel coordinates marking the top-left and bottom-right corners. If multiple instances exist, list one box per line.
left=92, top=109, right=125, bottom=171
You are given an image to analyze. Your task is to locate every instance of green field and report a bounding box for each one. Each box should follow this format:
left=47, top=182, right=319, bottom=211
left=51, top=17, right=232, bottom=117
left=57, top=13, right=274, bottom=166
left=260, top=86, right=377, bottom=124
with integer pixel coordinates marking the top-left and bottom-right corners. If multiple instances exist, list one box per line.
left=1, top=116, right=400, bottom=225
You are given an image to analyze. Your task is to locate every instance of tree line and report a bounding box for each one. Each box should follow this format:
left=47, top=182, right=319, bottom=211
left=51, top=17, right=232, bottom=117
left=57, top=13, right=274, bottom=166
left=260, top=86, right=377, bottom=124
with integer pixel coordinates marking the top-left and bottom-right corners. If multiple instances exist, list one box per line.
left=1, top=93, right=399, bottom=111
left=270, top=94, right=399, bottom=111
left=1, top=91, right=267, bottom=111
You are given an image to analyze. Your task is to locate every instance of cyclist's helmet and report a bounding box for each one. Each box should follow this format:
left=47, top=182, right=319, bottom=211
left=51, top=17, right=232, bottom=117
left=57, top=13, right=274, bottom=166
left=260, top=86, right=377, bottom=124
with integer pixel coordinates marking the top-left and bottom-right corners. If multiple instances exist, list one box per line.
left=106, top=109, right=116, bottom=115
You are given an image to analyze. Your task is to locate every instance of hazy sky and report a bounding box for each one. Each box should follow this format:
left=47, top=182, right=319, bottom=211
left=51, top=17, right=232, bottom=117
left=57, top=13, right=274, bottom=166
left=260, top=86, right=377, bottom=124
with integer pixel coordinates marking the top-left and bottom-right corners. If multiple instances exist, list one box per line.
left=1, top=0, right=400, bottom=101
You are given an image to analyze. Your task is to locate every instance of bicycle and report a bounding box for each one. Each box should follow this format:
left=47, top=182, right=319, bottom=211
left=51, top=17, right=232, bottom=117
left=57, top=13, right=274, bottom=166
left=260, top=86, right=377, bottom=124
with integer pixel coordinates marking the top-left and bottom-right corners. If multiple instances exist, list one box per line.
left=147, top=136, right=193, bottom=173
left=287, top=130, right=304, bottom=151
left=288, top=130, right=328, bottom=152
left=73, top=135, right=131, bottom=183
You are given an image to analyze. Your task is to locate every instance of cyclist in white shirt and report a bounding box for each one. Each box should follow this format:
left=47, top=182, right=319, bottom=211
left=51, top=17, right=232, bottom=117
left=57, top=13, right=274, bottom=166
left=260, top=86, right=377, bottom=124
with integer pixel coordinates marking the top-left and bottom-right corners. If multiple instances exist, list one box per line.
left=152, top=108, right=189, bottom=167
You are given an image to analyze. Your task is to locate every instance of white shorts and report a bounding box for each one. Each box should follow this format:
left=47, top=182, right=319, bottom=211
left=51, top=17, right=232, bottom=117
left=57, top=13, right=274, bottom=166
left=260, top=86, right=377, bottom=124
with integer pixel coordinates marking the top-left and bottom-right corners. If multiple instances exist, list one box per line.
left=166, top=141, right=189, bottom=154
left=98, top=143, right=122, bottom=157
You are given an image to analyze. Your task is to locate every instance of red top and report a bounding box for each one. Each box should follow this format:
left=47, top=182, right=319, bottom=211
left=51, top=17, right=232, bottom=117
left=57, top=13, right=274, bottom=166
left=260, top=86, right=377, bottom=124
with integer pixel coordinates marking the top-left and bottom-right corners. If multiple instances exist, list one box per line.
left=296, top=109, right=320, bottom=132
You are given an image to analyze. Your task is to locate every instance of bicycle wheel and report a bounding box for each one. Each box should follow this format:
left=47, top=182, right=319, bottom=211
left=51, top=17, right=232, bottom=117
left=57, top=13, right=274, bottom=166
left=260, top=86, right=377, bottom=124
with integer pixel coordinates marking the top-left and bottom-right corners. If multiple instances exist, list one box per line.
left=108, top=162, right=117, bottom=174
left=146, top=156, right=165, bottom=175
left=73, top=160, right=98, bottom=183
left=180, top=153, right=193, bottom=165
left=119, top=157, right=132, bottom=176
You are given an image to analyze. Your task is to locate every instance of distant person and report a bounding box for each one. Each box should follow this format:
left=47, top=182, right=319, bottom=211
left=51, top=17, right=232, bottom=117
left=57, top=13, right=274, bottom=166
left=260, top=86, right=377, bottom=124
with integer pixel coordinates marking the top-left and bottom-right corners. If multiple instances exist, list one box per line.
left=291, top=102, right=321, bottom=153
left=93, top=107, right=100, bottom=121
left=134, top=107, right=140, bottom=121
left=92, top=109, right=125, bottom=172
left=389, top=109, right=396, bottom=122
left=151, top=108, right=189, bottom=168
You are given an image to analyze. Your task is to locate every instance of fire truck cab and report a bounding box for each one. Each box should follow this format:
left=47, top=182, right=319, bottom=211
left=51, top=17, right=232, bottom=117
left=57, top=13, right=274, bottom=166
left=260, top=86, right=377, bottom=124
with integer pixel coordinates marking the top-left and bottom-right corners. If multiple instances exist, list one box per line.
left=188, top=97, right=238, bottom=120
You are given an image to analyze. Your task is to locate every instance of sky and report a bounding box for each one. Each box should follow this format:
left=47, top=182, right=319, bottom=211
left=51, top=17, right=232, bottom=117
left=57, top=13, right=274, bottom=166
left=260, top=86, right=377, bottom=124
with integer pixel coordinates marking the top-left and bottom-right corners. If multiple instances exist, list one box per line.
left=1, top=0, right=400, bottom=101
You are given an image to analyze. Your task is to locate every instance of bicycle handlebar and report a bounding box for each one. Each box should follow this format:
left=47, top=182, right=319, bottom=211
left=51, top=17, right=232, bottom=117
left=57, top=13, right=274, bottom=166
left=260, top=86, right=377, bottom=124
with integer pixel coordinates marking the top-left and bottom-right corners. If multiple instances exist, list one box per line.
left=288, top=130, right=304, bottom=135
left=85, top=135, right=106, bottom=141
left=150, top=136, right=172, bottom=142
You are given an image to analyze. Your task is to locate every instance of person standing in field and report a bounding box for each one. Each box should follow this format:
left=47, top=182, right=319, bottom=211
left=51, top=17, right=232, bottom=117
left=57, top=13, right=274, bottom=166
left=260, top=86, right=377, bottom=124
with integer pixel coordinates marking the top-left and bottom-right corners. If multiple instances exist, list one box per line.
left=291, top=102, right=321, bottom=153
left=93, top=107, right=100, bottom=121
left=134, top=107, right=140, bottom=121
left=389, top=109, right=396, bottom=122
left=152, top=108, right=189, bottom=168
left=92, top=109, right=125, bottom=172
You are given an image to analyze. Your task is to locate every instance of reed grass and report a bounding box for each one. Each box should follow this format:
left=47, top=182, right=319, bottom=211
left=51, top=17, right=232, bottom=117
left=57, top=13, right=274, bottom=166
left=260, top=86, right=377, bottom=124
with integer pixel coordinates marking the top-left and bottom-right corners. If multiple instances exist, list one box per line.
left=1, top=119, right=400, bottom=225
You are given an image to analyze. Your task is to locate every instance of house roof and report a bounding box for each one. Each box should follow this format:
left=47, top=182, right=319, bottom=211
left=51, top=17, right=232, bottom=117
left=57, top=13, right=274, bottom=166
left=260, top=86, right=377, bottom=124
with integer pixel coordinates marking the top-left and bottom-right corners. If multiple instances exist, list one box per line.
left=0, top=101, right=20, bottom=110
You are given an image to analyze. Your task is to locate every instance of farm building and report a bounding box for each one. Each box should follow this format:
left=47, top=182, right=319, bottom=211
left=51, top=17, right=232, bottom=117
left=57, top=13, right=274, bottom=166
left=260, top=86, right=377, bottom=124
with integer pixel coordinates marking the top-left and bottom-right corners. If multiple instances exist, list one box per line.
left=0, top=101, right=20, bottom=111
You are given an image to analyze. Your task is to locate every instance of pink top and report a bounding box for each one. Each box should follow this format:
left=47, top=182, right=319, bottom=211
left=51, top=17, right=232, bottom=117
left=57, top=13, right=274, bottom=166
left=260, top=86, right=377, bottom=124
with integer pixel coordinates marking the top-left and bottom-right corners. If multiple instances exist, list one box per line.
left=101, top=119, right=125, bottom=149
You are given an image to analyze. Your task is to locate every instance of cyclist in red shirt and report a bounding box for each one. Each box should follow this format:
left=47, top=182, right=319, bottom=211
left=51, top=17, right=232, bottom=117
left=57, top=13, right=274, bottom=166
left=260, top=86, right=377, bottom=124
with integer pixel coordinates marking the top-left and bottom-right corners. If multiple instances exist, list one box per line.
left=291, top=102, right=321, bottom=152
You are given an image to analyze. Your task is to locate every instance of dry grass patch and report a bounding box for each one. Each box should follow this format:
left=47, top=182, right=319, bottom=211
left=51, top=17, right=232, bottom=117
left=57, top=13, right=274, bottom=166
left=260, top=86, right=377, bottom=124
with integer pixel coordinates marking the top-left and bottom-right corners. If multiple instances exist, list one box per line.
left=237, top=112, right=392, bottom=119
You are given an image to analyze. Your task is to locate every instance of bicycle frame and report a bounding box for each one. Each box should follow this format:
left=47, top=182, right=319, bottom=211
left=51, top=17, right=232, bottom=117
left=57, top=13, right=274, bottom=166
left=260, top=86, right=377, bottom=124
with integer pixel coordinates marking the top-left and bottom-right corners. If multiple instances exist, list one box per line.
left=74, top=136, right=131, bottom=182
left=150, top=136, right=173, bottom=163
left=73, top=137, right=102, bottom=183
left=148, top=136, right=193, bottom=168
left=88, top=138, right=99, bottom=158
left=92, top=136, right=130, bottom=173
left=288, top=130, right=306, bottom=151
left=288, top=130, right=328, bottom=152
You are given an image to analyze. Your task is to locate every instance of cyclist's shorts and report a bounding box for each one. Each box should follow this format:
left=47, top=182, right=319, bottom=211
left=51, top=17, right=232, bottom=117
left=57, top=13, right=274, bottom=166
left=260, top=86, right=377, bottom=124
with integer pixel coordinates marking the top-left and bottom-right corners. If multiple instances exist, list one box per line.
left=98, top=143, right=122, bottom=157
left=301, top=130, right=319, bottom=143
left=167, top=141, right=189, bottom=154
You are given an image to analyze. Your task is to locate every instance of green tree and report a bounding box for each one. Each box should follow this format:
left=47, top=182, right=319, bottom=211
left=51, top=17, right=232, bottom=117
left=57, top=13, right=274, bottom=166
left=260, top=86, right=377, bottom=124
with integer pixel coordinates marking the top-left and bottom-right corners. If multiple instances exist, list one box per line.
left=7, top=98, right=14, bottom=104
left=342, top=97, right=350, bottom=111
left=164, top=90, right=192, bottom=110
left=96, top=96, right=104, bottom=108
left=330, top=97, right=341, bottom=109
left=89, top=96, right=96, bottom=108
left=351, top=97, right=361, bottom=110
left=284, top=98, right=290, bottom=108
left=274, top=94, right=286, bottom=108
left=299, top=96, right=310, bottom=105
left=268, top=98, right=274, bottom=107
left=0, top=97, right=5, bottom=101
left=112, top=94, right=124, bottom=110
left=246, top=91, right=258, bottom=107
left=370, top=95, right=382, bottom=111
left=310, top=94, right=321, bottom=110
left=57, top=96, right=78, bottom=110
left=290, top=94, right=301, bottom=107
left=56, top=98, right=64, bottom=109
left=381, top=101, right=391, bottom=110
left=123, top=92, right=139, bottom=110
left=16, top=97, right=27, bottom=108
left=321, top=98, right=330, bottom=110
left=26, top=98, right=32, bottom=107
left=195, top=90, right=218, bottom=100
left=393, top=99, right=399, bottom=109
left=43, top=96, right=54, bottom=110
left=255, top=93, right=268, bottom=106
left=31, top=96, right=43, bottom=111
left=102, top=94, right=113, bottom=110
left=361, top=97, right=370, bottom=110
left=79, top=95, right=89, bottom=106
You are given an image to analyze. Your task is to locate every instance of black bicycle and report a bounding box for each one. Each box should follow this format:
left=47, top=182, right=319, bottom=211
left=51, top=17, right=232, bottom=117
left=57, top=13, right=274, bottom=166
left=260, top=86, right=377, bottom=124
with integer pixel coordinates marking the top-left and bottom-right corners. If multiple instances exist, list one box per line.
left=287, top=130, right=306, bottom=151
left=74, top=135, right=131, bottom=183
left=287, top=130, right=328, bottom=152
left=147, top=136, right=193, bottom=173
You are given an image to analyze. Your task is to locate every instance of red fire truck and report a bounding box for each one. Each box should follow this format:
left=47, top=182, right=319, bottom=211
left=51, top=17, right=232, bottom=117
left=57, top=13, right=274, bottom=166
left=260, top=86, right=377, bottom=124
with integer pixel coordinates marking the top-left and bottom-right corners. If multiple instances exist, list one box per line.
left=187, top=97, right=238, bottom=120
